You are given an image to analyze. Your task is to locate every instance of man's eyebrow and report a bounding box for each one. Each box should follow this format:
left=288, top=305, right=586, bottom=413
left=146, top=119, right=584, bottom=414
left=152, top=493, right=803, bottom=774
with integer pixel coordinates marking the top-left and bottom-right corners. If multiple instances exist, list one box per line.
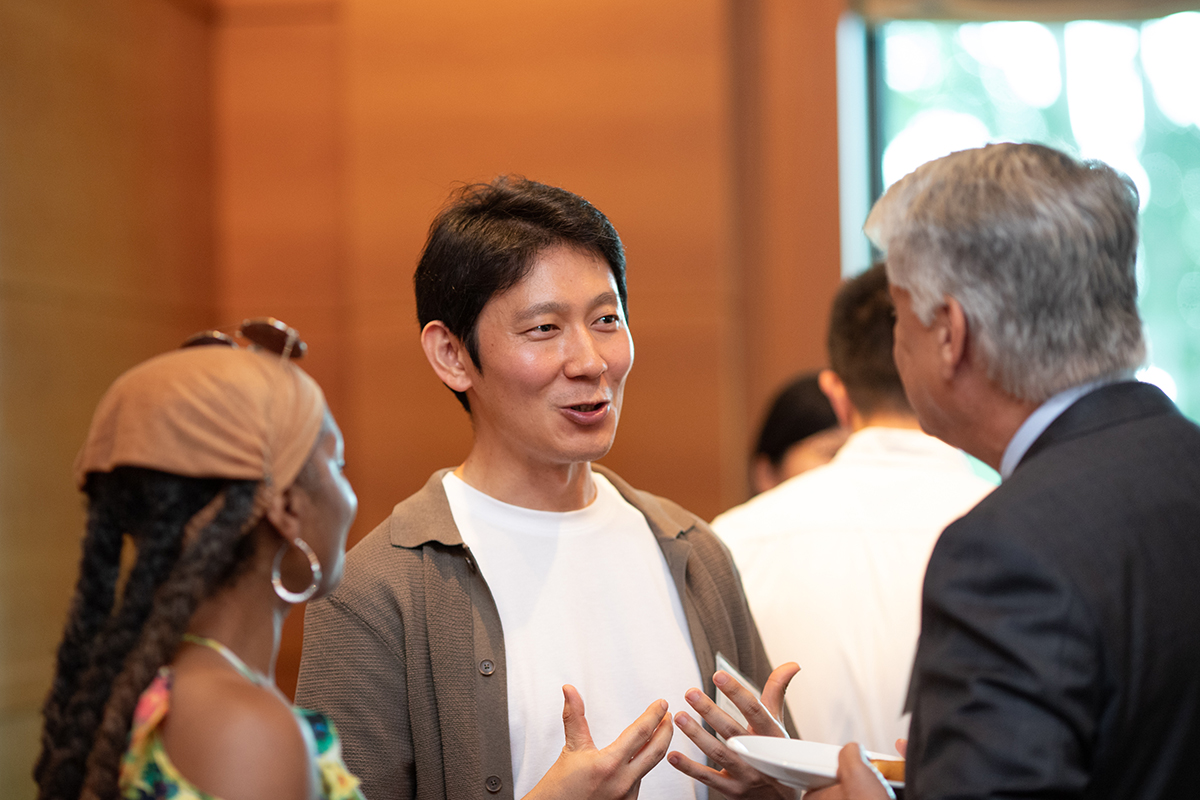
left=513, top=301, right=569, bottom=323
left=512, top=292, right=619, bottom=323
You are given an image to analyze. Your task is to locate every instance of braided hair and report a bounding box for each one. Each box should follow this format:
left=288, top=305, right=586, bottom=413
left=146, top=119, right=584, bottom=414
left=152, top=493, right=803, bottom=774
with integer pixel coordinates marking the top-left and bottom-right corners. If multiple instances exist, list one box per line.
left=35, top=467, right=268, bottom=800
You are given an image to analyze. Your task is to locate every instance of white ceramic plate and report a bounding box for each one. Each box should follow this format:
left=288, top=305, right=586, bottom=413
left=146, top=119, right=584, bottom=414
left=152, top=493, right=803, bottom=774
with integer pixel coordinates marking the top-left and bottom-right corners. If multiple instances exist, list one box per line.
left=728, top=736, right=905, bottom=792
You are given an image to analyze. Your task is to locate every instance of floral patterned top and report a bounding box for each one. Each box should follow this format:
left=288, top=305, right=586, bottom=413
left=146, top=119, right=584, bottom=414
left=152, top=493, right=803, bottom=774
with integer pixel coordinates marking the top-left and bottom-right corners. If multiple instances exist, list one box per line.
left=119, top=635, right=365, bottom=800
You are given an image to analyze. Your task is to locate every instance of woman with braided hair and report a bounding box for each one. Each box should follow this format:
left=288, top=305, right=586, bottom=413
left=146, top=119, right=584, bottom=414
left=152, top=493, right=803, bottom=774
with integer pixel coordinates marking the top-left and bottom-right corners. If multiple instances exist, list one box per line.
left=34, top=321, right=362, bottom=800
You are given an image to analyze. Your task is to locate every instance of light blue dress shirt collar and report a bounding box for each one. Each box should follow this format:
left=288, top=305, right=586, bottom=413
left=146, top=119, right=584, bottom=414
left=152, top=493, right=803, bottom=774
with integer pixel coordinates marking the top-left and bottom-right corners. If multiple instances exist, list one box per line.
left=998, top=374, right=1131, bottom=480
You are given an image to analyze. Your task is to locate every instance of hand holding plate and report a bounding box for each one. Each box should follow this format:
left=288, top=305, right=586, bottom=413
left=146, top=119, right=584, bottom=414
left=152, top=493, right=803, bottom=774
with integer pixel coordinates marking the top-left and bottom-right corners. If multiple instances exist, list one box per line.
left=803, top=743, right=895, bottom=800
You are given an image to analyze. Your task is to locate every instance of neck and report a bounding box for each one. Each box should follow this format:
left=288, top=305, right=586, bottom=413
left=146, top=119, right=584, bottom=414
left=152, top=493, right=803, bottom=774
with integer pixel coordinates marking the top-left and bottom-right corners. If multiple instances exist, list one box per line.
left=943, top=384, right=1038, bottom=471
left=185, top=559, right=292, bottom=680
left=456, top=446, right=597, bottom=511
left=854, top=409, right=923, bottom=432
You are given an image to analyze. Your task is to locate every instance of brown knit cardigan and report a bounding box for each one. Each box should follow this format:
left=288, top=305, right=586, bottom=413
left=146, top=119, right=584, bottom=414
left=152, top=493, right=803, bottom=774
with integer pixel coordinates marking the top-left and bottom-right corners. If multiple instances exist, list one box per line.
left=295, top=466, right=787, bottom=800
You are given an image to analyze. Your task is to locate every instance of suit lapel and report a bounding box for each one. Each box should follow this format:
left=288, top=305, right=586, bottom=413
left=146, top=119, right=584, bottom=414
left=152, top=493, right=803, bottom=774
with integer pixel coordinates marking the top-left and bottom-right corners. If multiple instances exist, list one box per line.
left=1018, top=381, right=1175, bottom=472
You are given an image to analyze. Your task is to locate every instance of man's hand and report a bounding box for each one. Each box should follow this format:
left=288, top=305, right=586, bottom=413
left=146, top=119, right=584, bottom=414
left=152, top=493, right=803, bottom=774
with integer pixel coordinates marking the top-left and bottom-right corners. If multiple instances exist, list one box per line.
left=803, top=743, right=895, bottom=800
left=666, top=662, right=800, bottom=800
left=522, top=685, right=674, bottom=800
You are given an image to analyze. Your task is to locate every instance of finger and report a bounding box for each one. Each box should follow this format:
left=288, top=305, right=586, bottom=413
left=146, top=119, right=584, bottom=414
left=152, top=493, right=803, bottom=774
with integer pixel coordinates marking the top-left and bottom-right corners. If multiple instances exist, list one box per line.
left=665, top=749, right=740, bottom=798
left=895, top=739, right=907, bottom=758
left=626, top=707, right=674, bottom=774
left=760, top=662, right=800, bottom=727
left=682, top=687, right=745, bottom=741
left=836, top=743, right=896, bottom=800
left=671, top=709, right=757, bottom=784
left=605, top=698, right=670, bottom=764
left=561, top=685, right=594, bottom=753
left=713, top=669, right=790, bottom=738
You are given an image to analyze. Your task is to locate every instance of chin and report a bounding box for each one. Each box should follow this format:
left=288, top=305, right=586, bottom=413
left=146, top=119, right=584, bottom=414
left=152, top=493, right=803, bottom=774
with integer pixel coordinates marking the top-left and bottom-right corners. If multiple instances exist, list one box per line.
left=561, top=434, right=618, bottom=465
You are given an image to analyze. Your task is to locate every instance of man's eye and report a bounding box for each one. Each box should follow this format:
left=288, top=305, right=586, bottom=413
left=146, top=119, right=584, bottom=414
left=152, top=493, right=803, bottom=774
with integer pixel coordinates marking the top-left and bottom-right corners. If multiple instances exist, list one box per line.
left=597, top=315, right=619, bottom=325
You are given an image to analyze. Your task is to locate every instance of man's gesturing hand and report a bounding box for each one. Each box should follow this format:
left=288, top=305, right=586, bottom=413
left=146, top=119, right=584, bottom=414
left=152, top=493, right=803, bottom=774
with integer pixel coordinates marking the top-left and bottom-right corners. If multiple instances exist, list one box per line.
left=667, top=662, right=800, bottom=800
left=523, top=685, right=674, bottom=800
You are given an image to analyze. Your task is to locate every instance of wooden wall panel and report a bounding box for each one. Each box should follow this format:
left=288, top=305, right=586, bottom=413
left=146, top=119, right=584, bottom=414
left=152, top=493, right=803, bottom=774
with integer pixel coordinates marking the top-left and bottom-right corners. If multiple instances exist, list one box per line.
left=0, top=1, right=213, bottom=795
left=732, top=0, right=848, bottom=459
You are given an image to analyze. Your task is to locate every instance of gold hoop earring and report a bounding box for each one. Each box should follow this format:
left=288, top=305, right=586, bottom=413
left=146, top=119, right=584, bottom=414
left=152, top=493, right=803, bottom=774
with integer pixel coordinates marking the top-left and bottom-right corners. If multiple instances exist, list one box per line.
left=272, top=537, right=322, bottom=603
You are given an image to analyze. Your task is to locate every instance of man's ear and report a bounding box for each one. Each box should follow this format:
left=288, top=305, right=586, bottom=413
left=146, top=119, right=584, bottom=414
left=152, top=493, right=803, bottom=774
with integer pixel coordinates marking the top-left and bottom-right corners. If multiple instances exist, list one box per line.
left=420, top=321, right=475, bottom=393
left=935, top=295, right=969, bottom=380
left=817, top=369, right=855, bottom=430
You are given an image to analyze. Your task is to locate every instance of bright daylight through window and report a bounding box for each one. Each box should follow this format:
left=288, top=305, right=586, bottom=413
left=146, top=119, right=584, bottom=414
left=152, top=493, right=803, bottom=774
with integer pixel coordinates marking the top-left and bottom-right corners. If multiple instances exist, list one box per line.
left=872, top=12, right=1200, bottom=421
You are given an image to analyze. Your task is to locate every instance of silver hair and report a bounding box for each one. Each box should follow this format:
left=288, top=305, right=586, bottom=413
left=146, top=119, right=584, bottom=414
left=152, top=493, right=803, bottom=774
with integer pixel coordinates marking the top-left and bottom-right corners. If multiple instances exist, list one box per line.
left=864, top=142, right=1145, bottom=404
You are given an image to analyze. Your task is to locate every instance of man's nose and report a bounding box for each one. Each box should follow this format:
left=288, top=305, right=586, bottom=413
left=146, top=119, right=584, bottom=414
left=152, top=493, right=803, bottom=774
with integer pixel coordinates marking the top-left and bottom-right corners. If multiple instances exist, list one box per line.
left=564, top=328, right=608, bottom=378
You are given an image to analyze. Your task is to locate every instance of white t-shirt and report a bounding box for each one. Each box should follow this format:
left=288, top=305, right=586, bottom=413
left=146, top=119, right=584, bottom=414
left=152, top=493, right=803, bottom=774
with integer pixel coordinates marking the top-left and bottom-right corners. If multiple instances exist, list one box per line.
left=443, top=472, right=707, bottom=800
left=712, top=427, right=995, bottom=753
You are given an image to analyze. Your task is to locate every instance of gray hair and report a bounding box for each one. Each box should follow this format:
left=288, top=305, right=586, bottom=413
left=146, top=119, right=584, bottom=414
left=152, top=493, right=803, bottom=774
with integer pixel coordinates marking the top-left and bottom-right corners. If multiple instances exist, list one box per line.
left=864, top=142, right=1145, bottom=404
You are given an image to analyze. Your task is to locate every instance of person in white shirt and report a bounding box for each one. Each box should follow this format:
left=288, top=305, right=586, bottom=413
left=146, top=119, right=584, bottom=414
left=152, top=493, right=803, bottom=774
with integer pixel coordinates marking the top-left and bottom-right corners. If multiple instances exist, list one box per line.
left=296, top=176, right=797, bottom=800
left=712, top=262, right=994, bottom=754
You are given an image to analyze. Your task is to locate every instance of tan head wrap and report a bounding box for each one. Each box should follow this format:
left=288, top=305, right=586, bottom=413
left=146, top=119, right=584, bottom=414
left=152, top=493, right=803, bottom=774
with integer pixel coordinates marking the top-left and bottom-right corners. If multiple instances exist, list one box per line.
left=74, top=346, right=328, bottom=491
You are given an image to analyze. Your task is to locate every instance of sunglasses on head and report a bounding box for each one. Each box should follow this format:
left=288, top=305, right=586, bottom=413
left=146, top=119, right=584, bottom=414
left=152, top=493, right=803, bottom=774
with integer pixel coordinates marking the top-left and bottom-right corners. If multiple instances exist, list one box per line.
left=181, top=317, right=307, bottom=360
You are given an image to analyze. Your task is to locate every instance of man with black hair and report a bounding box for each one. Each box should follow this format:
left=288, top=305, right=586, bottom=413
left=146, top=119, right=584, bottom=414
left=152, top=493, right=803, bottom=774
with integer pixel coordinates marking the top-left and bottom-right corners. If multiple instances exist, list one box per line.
left=712, top=262, right=993, bottom=753
left=296, top=176, right=795, bottom=800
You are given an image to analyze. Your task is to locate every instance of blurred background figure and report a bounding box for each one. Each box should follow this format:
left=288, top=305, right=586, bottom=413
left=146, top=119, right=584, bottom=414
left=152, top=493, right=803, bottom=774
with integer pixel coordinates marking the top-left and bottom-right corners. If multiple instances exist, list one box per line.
left=712, top=263, right=994, bottom=754
left=749, top=374, right=847, bottom=496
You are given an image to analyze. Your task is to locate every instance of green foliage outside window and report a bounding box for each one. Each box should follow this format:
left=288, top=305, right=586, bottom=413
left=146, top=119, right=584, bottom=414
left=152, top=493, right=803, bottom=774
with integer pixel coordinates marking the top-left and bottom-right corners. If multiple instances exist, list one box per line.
left=875, top=13, right=1200, bottom=421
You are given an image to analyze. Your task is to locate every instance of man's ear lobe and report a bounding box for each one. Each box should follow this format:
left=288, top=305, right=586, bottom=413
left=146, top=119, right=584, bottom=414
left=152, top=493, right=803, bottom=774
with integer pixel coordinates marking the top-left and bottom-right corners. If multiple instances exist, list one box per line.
left=938, top=296, right=969, bottom=378
left=420, top=321, right=474, bottom=393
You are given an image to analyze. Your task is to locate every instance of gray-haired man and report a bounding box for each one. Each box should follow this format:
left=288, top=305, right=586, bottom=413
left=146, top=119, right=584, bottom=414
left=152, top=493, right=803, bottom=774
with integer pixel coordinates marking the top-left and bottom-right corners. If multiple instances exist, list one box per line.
left=809, top=143, right=1200, bottom=800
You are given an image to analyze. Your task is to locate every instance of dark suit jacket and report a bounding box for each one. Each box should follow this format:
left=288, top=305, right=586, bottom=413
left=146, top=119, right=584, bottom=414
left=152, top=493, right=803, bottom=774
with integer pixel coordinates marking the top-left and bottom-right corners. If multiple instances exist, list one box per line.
left=906, top=381, right=1200, bottom=799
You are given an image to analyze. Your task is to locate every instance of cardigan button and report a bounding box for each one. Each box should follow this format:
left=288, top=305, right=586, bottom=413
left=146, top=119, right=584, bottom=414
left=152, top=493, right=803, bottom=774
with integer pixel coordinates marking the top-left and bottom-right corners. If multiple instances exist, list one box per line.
left=479, top=659, right=496, bottom=675
left=485, top=775, right=502, bottom=793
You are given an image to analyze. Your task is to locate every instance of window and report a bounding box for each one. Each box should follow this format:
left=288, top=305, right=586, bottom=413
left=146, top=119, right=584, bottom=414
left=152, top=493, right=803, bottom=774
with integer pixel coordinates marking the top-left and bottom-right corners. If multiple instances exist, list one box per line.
left=841, top=11, right=1200, bottom=421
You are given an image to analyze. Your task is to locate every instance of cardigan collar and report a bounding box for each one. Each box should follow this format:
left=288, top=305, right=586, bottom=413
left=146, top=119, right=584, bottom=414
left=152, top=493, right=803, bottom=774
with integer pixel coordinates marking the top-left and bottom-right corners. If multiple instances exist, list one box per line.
left=386, top=464, right=696, bottom=549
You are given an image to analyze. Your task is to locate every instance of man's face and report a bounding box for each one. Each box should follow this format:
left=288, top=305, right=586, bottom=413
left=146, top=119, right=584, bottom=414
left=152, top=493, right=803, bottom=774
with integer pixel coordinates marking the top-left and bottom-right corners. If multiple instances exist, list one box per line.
left=465, top=245, right=634, bottom=469
left=889, top=282, right=950, bottom=439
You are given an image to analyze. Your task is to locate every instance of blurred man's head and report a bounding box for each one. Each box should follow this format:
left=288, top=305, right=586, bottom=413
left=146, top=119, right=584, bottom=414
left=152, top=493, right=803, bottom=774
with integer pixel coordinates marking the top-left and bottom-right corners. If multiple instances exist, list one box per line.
left=821, top=262, right=912, bottom=424
left=865, top=143, right=1144, bottom=406
left=751, top=374, right=846, bottom=494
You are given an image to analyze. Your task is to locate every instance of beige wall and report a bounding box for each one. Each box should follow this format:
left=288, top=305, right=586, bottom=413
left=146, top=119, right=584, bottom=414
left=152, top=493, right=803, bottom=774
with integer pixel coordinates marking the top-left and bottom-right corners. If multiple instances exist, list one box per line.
left=0, top=0, right=845, bottom=792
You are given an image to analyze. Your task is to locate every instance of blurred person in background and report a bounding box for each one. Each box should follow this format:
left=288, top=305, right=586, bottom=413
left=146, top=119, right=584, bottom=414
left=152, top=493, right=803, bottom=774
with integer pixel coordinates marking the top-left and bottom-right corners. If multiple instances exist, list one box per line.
left=810, top=143, right=1200, bottom=800
left=712, top=263, right=993, bottom=754
left=35, top=321, right=363, bottom=800
left=747, top=373, right=846, bottom=496
left=296, top=176, right=797, bottom=800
